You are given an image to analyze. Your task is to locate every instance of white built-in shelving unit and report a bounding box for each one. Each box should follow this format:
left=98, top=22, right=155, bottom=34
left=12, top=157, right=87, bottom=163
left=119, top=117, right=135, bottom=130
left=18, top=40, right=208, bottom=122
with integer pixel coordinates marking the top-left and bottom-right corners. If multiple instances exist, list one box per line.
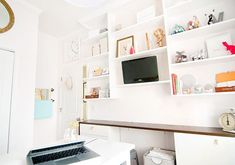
left=79, top=0, right=235, bottom=103
left=165, top=0, right=235, bottom=96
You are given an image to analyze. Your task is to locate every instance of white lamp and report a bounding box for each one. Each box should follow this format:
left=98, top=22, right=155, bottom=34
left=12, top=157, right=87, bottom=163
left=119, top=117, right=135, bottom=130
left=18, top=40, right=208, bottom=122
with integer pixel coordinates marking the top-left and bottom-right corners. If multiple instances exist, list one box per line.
left=65, top=0, right=109, bottom=8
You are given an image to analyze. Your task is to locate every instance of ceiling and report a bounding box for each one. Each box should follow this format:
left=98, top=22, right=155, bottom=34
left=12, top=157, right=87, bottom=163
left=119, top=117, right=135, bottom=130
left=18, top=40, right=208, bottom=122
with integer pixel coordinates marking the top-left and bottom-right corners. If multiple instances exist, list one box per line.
left=22, top=0, right=131, bottom=38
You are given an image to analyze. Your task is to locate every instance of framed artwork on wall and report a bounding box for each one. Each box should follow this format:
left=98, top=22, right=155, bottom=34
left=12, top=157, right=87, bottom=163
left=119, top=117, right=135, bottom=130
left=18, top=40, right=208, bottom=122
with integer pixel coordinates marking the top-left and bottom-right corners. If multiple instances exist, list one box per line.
left=63, top=37, right=80, bottom=63
left=116, top=35, right=134, bottom=58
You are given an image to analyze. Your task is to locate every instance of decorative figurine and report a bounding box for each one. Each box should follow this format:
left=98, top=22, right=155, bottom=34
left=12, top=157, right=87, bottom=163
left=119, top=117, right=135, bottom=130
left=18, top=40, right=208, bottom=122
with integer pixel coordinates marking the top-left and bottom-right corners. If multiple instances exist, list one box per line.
left=115, top=24, right=122, bottom=31
left=93, top=67, right=103, bottom=77
left=222, top=42, right=235, bottom=55
left=170, top=24, right=185, bottom=35
left=194, top=84, right=204, bottom=94
left=175, top=51, right=188, bottom=63
left=204, top=84, right=214, bottom=93
left=187, top=16, right=200, bottom=30
left=153, top=28, right=165, bottom=47
left=129, top=46, right=135, bottom=54
left=145, top=32, right=151, bottom=50
left=191, top=49, right=207, bottom=61
left=205, top=9, right=217, bottom=25
left=91, top=87, right=100, bottom=97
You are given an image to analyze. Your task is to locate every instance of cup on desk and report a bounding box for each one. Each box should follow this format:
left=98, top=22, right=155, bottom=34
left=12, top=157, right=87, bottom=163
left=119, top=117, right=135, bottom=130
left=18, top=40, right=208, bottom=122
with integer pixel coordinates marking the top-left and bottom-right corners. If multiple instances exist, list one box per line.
left=64, top=128, right=78, bottom=141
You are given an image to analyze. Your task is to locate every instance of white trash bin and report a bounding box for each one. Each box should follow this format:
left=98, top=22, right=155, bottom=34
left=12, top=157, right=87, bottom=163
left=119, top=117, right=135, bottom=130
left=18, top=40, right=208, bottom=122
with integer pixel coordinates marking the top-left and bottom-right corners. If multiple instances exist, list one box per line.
left=143, top=148, right=175, bottom=165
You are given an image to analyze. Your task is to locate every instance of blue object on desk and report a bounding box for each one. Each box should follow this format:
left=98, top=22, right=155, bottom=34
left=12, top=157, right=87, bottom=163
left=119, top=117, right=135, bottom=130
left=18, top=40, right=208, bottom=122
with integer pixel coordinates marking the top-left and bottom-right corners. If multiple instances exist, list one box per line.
left=34, top=100, right=53, bottom=120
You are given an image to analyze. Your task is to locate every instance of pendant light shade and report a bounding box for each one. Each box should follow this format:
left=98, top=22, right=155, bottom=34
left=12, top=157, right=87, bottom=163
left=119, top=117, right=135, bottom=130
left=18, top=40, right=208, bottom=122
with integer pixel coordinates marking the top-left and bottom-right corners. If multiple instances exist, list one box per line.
left=65, top=0, right=109, bottom=8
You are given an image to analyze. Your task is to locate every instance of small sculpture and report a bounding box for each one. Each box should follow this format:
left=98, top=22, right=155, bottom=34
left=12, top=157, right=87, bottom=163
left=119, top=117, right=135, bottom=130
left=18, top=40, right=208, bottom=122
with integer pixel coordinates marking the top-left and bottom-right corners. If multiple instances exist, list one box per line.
left=171, top=24, right=185, bottom=35
left=93, top=67, right=103, bottom=77
left=175, top=51, right=188, bottom=63
left=187, top=16, right=200, bottom=30
left=223, top=42, right=235, bottom=55
left=205, top=9, right=217, bottom=25
left=154, top=28, right=165, bottom=47
left=191, top=49, right=207, bottom=61
left=129, top=46, right=135, bottom=54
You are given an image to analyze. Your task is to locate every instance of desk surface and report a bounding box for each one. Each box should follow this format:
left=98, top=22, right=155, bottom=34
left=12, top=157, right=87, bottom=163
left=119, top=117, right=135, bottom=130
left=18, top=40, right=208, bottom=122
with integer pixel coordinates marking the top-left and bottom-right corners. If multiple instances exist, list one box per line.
left=0, top=137, right=135, bottom=165
left=79, top=119, right=235, bottom=137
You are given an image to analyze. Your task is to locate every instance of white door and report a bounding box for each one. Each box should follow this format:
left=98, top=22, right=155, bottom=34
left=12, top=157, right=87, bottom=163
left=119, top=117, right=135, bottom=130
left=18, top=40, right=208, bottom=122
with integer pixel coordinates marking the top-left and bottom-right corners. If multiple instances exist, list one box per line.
left=0, top=49, right=14, bottom=155
left=57, top=71, right=81, bottom=139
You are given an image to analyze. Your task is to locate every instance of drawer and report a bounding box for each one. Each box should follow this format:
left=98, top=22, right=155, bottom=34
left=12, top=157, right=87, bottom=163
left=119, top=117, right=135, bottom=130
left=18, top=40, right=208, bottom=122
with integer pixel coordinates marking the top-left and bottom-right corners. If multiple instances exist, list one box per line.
left=80, top=124, right=109, bottom=137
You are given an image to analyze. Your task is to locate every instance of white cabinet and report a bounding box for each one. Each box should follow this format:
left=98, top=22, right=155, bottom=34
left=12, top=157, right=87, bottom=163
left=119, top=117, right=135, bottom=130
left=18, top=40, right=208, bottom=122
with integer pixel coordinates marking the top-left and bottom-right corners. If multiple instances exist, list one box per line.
left=174, top=133, right=235, bottom=165
left=80, top=124, right=109, bottom=139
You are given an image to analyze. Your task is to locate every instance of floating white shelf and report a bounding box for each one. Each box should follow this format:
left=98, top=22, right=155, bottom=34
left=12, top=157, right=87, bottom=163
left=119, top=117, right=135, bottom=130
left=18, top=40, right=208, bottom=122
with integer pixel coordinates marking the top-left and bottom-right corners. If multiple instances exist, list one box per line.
left=165, top=0, right=222, bottom=16
left=84, top=52, right=109, bottom=62
left=171, top=55, right=235, bottom=67
left=165, top=0, right=191, bottom=11
left=114, top=46, right=167, bottom=62
left=82, top=31, right=108, bottom=43
left=83, top=98, right=114, bottom=102
left=117, top=80, right=170, bottom=88
left=113, top=15, right=164, bottom=36
left=174, top=92, right=235, bottom=97
left=167, top=18, right=235, bottom=41
left=83, top=74, right=109, bottom=82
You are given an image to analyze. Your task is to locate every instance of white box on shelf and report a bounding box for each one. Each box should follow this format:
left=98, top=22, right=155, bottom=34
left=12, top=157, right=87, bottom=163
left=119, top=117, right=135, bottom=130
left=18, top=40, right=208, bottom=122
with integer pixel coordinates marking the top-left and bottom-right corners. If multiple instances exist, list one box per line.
left=206, top=33, right=232, bottom=58
left=137, top=6, right=156, bottom=23
left=100, top=37, right=108, bottom=54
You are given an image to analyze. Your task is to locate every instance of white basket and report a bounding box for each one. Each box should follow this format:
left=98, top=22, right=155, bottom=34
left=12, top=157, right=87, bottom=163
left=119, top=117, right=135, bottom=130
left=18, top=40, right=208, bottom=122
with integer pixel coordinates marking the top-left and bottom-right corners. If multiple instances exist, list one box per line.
left=143, top=148, right=175, bottom=165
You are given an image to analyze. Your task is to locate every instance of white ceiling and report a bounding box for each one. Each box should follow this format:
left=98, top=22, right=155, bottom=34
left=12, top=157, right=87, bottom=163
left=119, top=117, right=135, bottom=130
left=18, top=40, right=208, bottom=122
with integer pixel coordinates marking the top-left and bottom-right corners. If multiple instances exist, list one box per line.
left=22, top=0, right=131, bottom=38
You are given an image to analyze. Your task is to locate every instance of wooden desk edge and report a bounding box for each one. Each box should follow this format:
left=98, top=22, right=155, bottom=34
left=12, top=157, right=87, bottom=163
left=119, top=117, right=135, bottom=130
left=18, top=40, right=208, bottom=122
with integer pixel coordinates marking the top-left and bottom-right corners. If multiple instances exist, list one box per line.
left=78, top=119, right=235, bottom=137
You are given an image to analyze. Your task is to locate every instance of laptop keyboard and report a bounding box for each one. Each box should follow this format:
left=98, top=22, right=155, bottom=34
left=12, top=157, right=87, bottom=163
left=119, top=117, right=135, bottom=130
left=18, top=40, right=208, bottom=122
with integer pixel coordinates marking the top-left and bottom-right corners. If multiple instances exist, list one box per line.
left=32, top=147, right=88, bottom=164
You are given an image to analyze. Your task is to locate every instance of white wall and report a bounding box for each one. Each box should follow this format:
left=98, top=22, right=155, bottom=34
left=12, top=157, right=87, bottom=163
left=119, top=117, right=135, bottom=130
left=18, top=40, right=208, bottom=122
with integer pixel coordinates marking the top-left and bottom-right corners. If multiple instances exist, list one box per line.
left=34, top=32, right=59, bottom=147
left=0, top=0, right=40, bottom=154
left=88, top=86, right=235, bottom=127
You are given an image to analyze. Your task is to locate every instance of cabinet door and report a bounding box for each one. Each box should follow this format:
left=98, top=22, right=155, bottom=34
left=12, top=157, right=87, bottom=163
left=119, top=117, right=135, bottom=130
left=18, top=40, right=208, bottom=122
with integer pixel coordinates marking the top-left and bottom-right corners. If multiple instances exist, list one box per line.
left=174, top=133, right=235, bottom=165
left=0, top=49, right=14, bottom=155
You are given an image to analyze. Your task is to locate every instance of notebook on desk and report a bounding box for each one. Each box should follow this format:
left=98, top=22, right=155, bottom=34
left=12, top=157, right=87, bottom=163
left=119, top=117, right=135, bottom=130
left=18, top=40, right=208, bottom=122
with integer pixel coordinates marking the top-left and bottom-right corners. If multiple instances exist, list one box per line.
left=26, top=141, right=100, bottom=165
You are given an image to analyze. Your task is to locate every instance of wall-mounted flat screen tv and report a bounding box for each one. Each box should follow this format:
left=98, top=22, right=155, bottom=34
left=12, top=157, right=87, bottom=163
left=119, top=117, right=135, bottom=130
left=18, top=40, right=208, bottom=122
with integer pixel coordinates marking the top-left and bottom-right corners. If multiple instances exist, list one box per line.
left=122, top=56, right=159, bottom=84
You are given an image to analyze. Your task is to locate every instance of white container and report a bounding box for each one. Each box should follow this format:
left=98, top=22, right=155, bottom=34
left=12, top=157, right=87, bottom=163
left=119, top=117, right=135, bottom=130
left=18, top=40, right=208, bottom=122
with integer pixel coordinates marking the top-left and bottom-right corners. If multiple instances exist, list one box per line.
left=144, top=148, right=175, bottom=165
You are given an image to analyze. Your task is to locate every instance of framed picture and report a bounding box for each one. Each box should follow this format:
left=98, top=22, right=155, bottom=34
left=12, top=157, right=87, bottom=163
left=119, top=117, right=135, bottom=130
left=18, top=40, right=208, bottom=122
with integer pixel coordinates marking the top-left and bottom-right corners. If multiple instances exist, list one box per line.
left=63, top=37, right=80, bottom=63
left=218, top=12, right=224, bottom=22
left=206, top=33, right=232, bottom=58
left=116, top=36, right=134, bottom=57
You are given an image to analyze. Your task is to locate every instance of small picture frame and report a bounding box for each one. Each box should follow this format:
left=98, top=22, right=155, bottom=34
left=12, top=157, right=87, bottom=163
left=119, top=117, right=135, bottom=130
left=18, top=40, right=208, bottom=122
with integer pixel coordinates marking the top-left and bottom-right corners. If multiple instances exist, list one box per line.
left=116, top=36, right=134, bottom=58
left=218, top=12, right=224, bottom=22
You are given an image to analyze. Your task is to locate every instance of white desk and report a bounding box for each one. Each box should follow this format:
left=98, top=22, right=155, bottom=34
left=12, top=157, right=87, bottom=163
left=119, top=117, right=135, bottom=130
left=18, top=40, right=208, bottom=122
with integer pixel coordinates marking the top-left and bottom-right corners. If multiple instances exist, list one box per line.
left=0, top=136, right=135, bottom=165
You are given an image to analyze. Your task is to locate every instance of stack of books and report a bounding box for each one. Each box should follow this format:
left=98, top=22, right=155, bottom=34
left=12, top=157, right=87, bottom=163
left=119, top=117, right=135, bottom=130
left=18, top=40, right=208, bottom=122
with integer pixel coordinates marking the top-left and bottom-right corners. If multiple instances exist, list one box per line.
left=215, top=71, right=235, bottom=92
left=171, top=74, right=181, bottom=95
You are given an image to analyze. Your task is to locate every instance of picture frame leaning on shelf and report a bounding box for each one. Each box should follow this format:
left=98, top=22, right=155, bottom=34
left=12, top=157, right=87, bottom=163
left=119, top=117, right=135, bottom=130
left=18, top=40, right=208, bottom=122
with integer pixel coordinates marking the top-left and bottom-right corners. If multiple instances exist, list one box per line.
left=116, top=35, right=135, bottom=58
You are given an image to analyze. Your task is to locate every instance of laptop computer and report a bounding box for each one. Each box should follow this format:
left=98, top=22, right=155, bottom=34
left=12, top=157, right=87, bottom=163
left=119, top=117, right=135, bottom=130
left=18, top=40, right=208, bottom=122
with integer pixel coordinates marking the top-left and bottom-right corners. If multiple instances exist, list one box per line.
left=26, top=141, right=100, bottom=165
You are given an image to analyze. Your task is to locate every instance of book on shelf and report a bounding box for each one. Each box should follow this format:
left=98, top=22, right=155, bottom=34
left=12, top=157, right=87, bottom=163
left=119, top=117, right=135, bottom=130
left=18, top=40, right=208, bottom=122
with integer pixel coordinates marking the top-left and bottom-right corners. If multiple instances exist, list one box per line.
left=215, top=86, right=235, bottom=92
left=171, top=74, right=177, bottom=95
left=216, top=71, right=235, bottom=83
left=215, top=71, right=235, bottom=92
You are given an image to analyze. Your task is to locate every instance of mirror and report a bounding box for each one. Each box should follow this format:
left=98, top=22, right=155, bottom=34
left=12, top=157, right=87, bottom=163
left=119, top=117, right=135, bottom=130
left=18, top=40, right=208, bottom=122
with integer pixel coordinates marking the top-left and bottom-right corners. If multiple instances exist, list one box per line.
left=0, top=0, right=14, bottom=33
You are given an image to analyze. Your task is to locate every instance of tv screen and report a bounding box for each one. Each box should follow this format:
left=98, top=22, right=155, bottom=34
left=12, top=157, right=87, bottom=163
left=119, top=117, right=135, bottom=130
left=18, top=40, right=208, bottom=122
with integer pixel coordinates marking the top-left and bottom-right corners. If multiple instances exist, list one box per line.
left=122, top=56, right=159, bottom=84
